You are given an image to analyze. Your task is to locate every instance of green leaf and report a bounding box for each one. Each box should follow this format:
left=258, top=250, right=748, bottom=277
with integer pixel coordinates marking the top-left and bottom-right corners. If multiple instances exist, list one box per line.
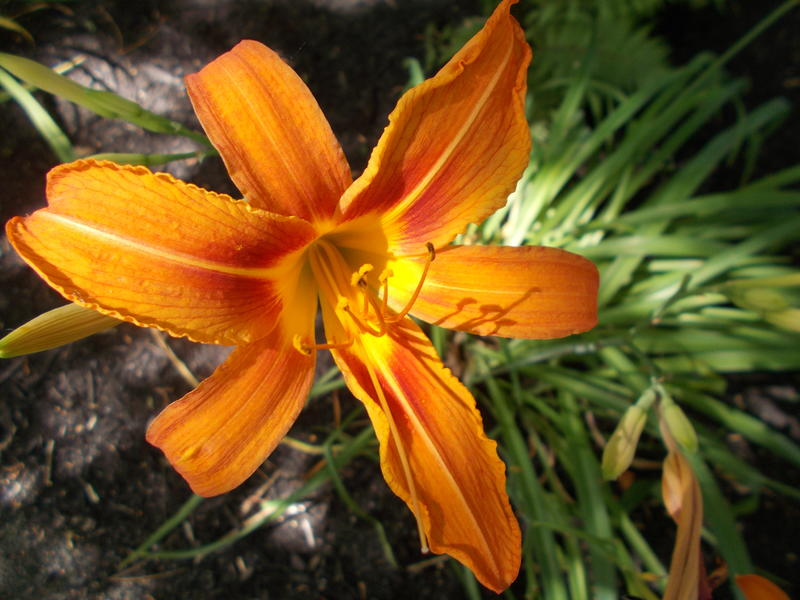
left=0, top=66, right=74, bottom=161
left=0, top=53, right=211, bottom=146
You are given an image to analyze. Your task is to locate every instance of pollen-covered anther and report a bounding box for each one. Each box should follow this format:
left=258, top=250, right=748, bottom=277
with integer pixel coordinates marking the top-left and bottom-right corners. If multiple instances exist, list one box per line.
left=350, top=263, right=374, bottom=288
left=378, top=267, right=393, bottom=284
left=292, top=333, right=313, bottom=356
left=350, top=264, right=375, bottom=315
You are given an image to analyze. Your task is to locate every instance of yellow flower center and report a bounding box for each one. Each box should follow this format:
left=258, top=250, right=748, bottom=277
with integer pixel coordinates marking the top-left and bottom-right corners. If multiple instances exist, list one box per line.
left=293, top=238, right=435, bottom=355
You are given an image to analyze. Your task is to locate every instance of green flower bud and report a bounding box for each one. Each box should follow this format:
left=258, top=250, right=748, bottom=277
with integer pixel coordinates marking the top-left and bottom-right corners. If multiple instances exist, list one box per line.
left=764, top=308, right=800, bottom=333
left=731, top=288, right=790, bottom=312
left=0, top=303, right=119, bottom=358
left=660, top=398, right=698, bottom=453
left=602, top=404, right=648, bottom=480
left=726, top=275, right=800, bottom=333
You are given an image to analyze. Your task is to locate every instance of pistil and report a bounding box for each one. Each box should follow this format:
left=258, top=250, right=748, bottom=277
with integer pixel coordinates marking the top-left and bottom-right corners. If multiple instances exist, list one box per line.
left=302, top=238, right=435, bottom=552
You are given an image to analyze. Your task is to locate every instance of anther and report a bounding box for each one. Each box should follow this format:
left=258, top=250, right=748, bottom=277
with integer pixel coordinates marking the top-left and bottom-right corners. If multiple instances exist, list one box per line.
left=338, top=245, right=435, bottom=337
left=336, top=296, right=350, bottom=314
left=378, top=268, right=393, bottom=283
left=350, top=265, right=374, bottom=315
left=350, top=264, right=374, bottom=288
left=292, top=334, right=313, bottom=356
left=426, top=242, right=436, bottom=261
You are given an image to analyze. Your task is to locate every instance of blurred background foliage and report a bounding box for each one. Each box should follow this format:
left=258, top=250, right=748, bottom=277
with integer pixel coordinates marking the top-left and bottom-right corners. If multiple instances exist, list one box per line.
left=1, top=0, right=798, bottom=598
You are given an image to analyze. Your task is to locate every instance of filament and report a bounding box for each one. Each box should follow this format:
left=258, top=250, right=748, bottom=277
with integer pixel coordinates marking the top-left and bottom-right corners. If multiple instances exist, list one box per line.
left=293, top=333, right=353, bottom=356
left=385, top=242, right=436, bottom=323
left=339, top=298, right=384, bottom=337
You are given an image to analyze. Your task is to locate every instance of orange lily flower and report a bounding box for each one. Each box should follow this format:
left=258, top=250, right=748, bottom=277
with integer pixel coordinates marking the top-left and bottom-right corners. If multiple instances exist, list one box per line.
left=5, top=0, right=598, bottom=591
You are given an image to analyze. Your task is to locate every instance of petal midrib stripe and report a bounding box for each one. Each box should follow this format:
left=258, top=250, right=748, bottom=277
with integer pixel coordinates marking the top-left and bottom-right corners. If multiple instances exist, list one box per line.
left=365, top=336, right=499, bottom=576
left=425, top=280, right=523, bottom=295
left=41, top=212, right=280, bottom=279
left=385, top=38, right=515, bottom=222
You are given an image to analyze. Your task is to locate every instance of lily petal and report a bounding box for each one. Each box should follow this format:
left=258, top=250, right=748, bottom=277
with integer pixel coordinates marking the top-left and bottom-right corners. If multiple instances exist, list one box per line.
left=735, top=575, right=790, bottom=600
left=390, top=245, right=598, bottom=339
left=6, top=160, right=315, bottom=345
left=662, top=449, right=704, bottom=600
left=338, top=0, right=530, bottom=253
left=330, top=318, right=520, bottom=592
left=187, top=40, right=352, bottom=222
left=146, top=330, right=315, bottom=497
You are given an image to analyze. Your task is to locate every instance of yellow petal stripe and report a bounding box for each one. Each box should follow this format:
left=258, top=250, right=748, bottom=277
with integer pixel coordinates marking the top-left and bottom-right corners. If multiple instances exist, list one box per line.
left=389, top=245, right=599, bottom=339
left=330, top=318, right=520, bottom=592
left=147, top=331, right=315, bottom=497
left=187, top=40, right=352, bottom=223
left=338, top=0, right=531, bottom=253
left=6, top=160, right=316, bottom=346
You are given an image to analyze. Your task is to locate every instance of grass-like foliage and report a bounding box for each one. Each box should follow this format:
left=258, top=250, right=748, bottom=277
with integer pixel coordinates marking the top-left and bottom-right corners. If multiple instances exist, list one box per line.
left=451, top=2, right=799, bottom=597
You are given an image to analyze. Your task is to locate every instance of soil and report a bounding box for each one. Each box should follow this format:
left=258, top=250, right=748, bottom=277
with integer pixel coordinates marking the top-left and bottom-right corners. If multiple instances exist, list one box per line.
left=0, top=1, right=798, bottom=599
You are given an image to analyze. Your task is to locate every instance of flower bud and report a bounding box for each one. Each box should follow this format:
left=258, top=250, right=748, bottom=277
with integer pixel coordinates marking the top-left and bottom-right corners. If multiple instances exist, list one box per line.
left=764, top=307, right=800, bottom=333
left=0, top=303, right=119, bottom=358
left=660, top=398, right=698, bottom=453
left=726, top=275, right=800, bottom=333
left=730, top=287, right=789, bottom=312
left=602, top=403, right=648, bottom=480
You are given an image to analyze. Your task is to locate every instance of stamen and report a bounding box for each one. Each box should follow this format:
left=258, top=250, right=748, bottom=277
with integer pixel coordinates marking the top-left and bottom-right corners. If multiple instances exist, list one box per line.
left=350, top=264, right=390, bottom=335
left=351, top=264, right=373, bottom=315
left=378, top=268, right=392, bottom=317
left=350, top=264, right=374, bottom=287
left=292, top=333, right=353, bottom=356
left=363, top=353, right=429, bottom=553
left=337, top=244, right=436, bottom=339
left=386, top=242, right=436, bottom=323
left=363, top=293, right=388, bottom=336
left=338, top=298, right=383, bottom=337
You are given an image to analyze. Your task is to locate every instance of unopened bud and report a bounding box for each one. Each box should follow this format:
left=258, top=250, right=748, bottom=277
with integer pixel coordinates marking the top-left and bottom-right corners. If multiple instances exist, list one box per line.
left=660, top=398, right=698, bottom=453
left=764, top=308, right=800, bottom=333
left=602, top=404, right=648, bottom=480
left=0, top=303, right=119, bottom=358
left=727, top=280, right=800, bottom=332
left=731, top=288, right=790, bottom=312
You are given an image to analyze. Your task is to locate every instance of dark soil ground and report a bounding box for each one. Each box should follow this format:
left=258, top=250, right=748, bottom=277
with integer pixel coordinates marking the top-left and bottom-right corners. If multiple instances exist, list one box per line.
left=0, top=1, right=798, bottom=599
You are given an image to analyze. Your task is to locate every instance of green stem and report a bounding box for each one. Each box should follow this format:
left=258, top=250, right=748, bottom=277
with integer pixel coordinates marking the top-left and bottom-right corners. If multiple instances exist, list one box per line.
left=117, top=493, right=204, bottom=569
